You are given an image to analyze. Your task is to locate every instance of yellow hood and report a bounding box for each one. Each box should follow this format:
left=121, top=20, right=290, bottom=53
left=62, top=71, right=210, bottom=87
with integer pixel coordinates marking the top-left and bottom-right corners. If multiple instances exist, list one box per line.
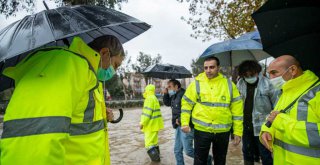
left=143, top=84, right=156, bottom=98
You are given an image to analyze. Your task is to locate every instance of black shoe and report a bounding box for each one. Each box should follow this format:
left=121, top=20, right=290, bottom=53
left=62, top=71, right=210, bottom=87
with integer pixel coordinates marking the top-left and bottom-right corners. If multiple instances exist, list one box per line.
left=147, top=147, right=160, bottom=162
left=155, top=146, right=160, bottom=155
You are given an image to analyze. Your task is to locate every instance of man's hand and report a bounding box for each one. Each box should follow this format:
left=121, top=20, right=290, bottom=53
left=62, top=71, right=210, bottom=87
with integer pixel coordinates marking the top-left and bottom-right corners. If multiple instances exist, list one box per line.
left=161, top=88, right=168, bottom=94
left=233, top=135, right=241, bottom=146
left=267, top=111, right=280, bottom=124
left=181, top=126, right=191, bottom=133
left=106, top=108, right=114, bottom=122
left=176, top=119, right=180, bottom=126
left=140, top=124, right=143, bottom=130
left=261, top=132, right=273, bottom=152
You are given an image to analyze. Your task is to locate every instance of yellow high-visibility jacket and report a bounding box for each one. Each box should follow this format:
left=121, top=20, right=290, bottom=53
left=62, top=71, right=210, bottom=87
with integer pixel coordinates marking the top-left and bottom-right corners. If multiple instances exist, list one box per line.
left=260, top=70, right=320, bottom=165
left=1, top=37, right=111, bottom=165
left=181, top=73, right=243, bottom=136
left=140, top=85, right=164, bottom=132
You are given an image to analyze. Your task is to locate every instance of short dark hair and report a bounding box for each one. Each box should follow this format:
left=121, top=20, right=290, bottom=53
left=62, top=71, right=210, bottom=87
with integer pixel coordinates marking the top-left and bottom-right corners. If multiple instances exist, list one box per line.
left=88, top=35, right=125, bottom=57
left=168, top=79, right=181, bottom=89
left=204, top=56, right=220, bottom=66
left=238, top=60, right=262, bottom=77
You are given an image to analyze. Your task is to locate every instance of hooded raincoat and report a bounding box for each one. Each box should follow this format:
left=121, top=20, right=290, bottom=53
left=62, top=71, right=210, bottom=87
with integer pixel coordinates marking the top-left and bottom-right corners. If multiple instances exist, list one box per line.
left=140, top=85, right=164, bottom=148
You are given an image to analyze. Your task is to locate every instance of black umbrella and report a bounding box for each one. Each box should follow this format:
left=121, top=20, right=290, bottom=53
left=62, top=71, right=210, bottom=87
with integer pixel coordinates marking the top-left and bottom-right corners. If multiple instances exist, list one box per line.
left=252, top=0, right=320, bottom=75
left=0, top=5, right=150, bottom=91
left=142, top=64, right=192, bottom=79
left=0, top=5, right=150, bottom=61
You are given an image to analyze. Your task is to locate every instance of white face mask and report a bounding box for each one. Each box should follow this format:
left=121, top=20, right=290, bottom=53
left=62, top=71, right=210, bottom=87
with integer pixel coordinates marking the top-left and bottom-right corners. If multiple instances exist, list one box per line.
left=244, top=76, right=258, bottom=84
left=270, top=76, right=286, bottom=89
left=269, top=66, right=292, bottom=89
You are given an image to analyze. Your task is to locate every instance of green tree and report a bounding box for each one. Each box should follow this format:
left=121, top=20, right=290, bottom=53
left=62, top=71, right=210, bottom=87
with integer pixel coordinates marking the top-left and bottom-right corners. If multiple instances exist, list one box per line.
left=132, top=52, right=162, bottom=73
left=0, top=0, right=127, bottom=17
left=178, top=0, right=266, bottom=41
left=132, top=52, right=162, bottom=84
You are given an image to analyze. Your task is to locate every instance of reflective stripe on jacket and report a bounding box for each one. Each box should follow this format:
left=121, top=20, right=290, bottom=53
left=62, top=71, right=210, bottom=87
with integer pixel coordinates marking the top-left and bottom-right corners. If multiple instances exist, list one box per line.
left=140, top=85, right=164, bottom=132
left=260, top=70, right=320, bottom=165
left=237, top=74, right=279, bottom=136
left=1, top=37, right=110, bottom=165
left=181, top=73, right=243, bottom=136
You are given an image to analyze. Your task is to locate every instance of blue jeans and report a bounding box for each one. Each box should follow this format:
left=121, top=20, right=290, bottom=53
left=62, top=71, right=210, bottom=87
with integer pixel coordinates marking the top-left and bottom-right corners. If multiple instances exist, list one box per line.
left=174, top=127, right=194, bottom=165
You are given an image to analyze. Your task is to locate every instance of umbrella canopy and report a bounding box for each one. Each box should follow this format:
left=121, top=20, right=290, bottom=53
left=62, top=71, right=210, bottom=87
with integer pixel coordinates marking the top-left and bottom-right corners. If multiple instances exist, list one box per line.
left=142, top=64, right=192, bottom=79
left=252, top=0, right=320, bottom=74
left=198, top=38, right=270, bottom=67
left=0, top=5, right=150, bottom=62
left=0, top=5, right=150, bottom=91
left=237, top=30, right=261, bottom=43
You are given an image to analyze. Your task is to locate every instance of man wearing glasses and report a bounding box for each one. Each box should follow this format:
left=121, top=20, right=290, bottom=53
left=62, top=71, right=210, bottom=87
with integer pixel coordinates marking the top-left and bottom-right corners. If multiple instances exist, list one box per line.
left=181, top=56, right=243, bottom=165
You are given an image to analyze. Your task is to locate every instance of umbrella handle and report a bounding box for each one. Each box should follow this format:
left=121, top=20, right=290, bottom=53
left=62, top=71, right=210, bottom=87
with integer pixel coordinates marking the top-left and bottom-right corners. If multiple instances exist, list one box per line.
left=110, top=108, right=124, bottom=124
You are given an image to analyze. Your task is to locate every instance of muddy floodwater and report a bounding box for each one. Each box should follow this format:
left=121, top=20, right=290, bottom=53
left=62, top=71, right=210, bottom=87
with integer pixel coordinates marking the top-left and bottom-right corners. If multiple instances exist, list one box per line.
left=108, top=106, right=255, bottom=165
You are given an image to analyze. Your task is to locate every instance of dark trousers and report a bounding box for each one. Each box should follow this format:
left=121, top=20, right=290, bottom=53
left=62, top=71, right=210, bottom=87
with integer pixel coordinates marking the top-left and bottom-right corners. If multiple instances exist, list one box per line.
left=242, top=129, right=273, bottom=165
left=194, top=129, right=230, bottom=165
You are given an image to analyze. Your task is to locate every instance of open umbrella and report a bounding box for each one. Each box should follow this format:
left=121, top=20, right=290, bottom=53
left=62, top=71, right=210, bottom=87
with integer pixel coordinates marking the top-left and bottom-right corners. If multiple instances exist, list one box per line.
left=143, top=64, right=192, bottom=79
left=237, top=30, right=261, bottom=43
left=197, top=38, right=270, bottom=67
left=0, top=5, right=150, bottom=61
left=252, top=0, right=320, bottom=75
left=0, top=4, right=150, bottom=91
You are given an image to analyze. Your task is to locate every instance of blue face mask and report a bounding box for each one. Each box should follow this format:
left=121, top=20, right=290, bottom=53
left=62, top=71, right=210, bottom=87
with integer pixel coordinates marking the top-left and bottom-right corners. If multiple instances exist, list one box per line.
left=97, top=58, right=116, bottom=81
left=168, top=90, right=176, bottom=96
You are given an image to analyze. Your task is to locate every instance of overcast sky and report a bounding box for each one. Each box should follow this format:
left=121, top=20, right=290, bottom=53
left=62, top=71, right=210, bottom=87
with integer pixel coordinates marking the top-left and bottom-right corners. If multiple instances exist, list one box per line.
left=0, top=0, right=219, bottom=70
left=120, top=0, right=217, bottom=69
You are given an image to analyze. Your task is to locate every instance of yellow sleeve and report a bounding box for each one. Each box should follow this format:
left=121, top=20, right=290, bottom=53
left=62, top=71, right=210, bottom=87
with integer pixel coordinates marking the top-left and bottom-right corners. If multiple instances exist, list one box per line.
left=181, top=81, right=197, bottom=126
left=259, top=121, right=276, bottom=151
left=230, top=82, right=244, bottom=136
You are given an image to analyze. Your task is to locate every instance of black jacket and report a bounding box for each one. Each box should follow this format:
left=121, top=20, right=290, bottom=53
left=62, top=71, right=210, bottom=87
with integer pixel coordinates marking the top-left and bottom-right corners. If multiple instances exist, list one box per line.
left=163, top=88, right=193, bottom=129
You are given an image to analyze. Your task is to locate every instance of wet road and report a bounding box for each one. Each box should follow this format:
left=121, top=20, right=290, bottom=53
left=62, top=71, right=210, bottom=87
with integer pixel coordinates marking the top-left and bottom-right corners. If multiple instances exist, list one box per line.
left=0, top=106, right=261, bottom=165
left=108, top=106, right=247, bottom=165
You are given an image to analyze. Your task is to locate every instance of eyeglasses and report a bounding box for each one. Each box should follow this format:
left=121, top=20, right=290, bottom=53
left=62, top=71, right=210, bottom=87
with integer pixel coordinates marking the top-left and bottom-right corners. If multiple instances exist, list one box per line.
left=204, top=66, right=215, bottom=70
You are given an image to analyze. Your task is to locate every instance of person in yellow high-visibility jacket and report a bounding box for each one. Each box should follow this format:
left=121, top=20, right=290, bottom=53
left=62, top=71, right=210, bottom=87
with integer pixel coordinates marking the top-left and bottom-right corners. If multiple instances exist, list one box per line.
left=0, top=35, right=124, bottom=165
left=181, top=56, right=243, bottom=165
left=260, top=55, right=320, bottom=165
left=140, top=84, right=164, bottom=162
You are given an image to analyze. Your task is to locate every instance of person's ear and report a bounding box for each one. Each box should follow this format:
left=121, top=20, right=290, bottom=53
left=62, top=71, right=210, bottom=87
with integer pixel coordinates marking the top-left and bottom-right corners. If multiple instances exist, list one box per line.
left=100, top=48, right=110, bottom=68
left=100, top=48, right=110, bottom=59
left=291, top=65, right=298, bottom=76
